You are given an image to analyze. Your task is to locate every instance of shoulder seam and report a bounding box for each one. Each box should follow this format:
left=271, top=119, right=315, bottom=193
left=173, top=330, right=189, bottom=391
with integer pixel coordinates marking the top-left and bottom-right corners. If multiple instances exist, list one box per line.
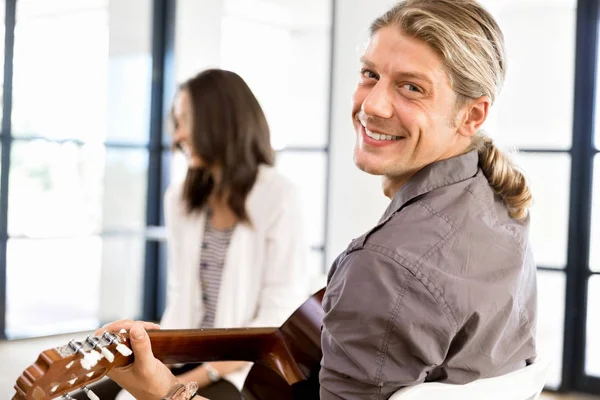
left=360, top=244, right=458, bottom=330
left=412, top=201, right=459, bottom=266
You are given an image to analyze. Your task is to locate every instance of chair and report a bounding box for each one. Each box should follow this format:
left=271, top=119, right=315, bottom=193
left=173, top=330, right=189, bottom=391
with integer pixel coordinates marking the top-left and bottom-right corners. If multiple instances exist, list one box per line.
left=390, top=358, right=551, bottom=400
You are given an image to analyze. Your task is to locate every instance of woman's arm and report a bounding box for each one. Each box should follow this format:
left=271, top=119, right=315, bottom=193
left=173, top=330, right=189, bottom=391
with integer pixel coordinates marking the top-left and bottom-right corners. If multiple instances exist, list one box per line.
left=247, top=182, right=310, bottom=328
left=176, top=361, right=249, bottom=387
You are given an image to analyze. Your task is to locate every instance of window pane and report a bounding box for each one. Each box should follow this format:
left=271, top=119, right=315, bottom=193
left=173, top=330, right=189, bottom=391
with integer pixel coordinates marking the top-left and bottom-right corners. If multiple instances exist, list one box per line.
left=106, top=50, right=152, bottom=144
left=6, top=237, right=102, bottom=337
left=0, top=143, right=3, bottom=214
left=480, top=0, right=576, bottom=150
left=99, top=236, right=145, bottom=322
left=516, top=153, right=571, bottom=268
left=165, top=148, right=188, bottom=187
left=0, top=0, right=5, bottom=126
left=12, top=0, right=153, bottom=143
left=8, top=140, right=104, bottom=237
left=595, top=33, right=600, bottom=149
left=586, top=275, right=600, bottom=377
left=536, top=270, right=565, bottom=389
left=102, top=149, right=148, bottom=231
left=590, top=155, right=600, bottom=272
left=220, top=0, right=332, bottom=149
left=276, top=152, right=326, bottom=248
left=8, top=141, right=148, bottom=237
left=6, top=236, right=146, bottom=337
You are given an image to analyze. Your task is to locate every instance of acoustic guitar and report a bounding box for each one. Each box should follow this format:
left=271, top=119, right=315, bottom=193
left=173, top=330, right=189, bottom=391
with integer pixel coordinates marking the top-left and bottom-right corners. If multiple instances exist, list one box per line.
left=13, top=289, right=324, bottom=400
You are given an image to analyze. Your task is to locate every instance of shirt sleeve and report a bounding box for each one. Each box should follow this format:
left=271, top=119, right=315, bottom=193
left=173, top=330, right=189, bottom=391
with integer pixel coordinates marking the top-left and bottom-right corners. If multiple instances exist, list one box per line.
left=319, top=246, right=455, bottom=400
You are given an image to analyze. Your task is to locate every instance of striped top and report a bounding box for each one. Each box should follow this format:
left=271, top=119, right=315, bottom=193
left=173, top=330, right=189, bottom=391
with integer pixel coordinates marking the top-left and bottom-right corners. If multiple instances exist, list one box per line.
left=198, top=214, right=235, bottom=328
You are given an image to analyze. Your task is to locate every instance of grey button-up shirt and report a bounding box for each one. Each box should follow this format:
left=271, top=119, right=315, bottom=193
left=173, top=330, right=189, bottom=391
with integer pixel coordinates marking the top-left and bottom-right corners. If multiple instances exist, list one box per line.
left=319, top=150, right=537, bottom=399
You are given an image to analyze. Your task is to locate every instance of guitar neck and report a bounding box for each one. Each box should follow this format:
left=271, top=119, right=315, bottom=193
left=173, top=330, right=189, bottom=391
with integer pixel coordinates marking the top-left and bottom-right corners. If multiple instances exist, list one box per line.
left=146, top=327, right=278, bottom=365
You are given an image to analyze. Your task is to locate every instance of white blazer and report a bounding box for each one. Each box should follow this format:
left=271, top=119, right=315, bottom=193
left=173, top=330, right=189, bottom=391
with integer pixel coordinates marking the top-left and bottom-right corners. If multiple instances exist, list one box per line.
left=160, top=165, right=310, bottom=390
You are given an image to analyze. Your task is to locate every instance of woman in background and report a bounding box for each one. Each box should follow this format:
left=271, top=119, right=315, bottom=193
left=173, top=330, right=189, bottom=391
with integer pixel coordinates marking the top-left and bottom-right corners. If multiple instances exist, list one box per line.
left=116, top=69, right=309, bottom=399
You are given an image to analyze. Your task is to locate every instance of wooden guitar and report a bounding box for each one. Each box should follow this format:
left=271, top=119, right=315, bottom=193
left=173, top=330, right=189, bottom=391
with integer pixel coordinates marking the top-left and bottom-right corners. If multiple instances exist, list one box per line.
left=13, top=289, right=324, bottom=400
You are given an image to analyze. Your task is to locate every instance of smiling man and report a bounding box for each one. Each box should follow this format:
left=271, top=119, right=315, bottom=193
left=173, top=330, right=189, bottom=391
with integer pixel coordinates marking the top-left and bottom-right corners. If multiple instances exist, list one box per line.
left=96, top=1, right=537, bottom=399
left=319, top=0, right=537, bottom=399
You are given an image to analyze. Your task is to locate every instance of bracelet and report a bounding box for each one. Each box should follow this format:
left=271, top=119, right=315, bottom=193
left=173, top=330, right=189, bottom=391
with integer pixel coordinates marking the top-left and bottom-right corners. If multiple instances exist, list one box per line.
left=188, top=388, right=199, bottom=400
left=161, top=382, right=199, bottom=400
left=202, top=363, right=221, bottom=382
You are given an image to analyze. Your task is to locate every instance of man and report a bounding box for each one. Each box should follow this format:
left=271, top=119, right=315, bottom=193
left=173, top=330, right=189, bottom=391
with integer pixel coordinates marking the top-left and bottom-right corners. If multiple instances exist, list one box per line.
left=101, top=0, right=537, bottom=398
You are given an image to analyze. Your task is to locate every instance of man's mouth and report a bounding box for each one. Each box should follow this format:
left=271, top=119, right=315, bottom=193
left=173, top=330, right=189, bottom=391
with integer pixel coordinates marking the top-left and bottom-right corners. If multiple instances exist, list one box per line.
left=363, top=126, right=403, bottom=141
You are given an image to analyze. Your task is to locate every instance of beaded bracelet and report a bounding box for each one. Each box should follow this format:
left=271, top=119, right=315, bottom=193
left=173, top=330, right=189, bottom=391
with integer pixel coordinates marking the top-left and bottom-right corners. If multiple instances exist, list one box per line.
left=161, top=381, right=199, bottom=400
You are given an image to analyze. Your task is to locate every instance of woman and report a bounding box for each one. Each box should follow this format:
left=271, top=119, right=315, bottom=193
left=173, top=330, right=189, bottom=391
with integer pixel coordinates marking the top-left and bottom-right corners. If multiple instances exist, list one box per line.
left=116, top=69, right=309, bottom=399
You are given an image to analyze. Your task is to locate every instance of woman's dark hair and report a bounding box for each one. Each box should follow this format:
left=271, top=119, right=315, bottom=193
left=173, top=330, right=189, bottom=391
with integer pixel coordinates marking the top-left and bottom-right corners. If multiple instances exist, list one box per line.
left=173, top=69, right=275, bottom=222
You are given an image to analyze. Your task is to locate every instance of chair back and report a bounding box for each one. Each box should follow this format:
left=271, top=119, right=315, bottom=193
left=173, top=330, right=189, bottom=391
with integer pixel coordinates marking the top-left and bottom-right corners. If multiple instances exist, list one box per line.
left=390, top=359, right=551, bottom=400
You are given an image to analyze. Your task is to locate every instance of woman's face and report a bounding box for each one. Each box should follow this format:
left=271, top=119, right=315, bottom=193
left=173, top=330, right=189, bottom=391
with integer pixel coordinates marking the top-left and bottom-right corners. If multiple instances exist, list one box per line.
left=173, top=90, right=204, bottom=168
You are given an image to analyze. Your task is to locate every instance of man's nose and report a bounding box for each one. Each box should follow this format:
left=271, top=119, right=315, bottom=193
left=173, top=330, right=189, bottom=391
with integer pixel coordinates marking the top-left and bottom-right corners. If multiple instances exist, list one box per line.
left=362, top=82, right=394, bottom=119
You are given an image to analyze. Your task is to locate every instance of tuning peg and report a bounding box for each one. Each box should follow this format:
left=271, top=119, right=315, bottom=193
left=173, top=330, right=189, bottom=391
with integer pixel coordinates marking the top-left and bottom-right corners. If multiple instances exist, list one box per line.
left=102, top=331, right=133, bottom=356
left=63, top=395, right=75, bottom=400
left=87, top=335, right=115, bottom=362
left=115, top=342, right=133, bottom=356
left=80, top=353, right=96, bottom=370
left=79, top=349, right=102, bottom=370
left=100, top=346, right=115, bottom=362
left=86, top=336, right=115, bottom=362
left=83, top=386, right=100, bottom=400
left=69, top=340, right=99, bottom=370
left=90, top=349, right=103, bottom=362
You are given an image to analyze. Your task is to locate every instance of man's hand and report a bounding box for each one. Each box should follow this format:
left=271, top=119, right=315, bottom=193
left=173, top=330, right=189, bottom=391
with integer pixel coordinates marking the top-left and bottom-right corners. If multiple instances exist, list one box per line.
left=95, top=320, right=178, bottom=400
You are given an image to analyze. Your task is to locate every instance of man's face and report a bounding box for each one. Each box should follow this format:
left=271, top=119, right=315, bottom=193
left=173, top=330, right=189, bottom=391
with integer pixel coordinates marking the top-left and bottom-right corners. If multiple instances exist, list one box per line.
left=352, top=27, right=472, bottom=185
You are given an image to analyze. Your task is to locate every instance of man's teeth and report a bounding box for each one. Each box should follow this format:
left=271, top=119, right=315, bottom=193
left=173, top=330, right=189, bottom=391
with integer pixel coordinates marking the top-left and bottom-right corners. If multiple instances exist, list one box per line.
left=365, top=128, right=401, bottom=141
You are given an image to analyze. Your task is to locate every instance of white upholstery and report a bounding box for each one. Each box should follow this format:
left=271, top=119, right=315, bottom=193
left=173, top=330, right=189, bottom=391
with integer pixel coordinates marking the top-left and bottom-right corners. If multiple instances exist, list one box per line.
left=390, top=359, right=551, bottom=400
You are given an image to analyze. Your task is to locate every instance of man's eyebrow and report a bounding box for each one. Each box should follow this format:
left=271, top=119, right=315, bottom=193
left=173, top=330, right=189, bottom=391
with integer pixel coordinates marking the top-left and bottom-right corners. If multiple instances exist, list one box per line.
left=395, top=71, right=434, bottom=86
left=360, top=57, right=376, bottom=69
left=360, top=57, right=434, bottom=86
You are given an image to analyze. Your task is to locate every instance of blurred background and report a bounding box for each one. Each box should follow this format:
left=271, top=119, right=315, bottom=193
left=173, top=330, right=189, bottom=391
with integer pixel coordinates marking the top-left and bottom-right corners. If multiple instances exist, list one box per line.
left=0, top=0, right=598, bottom=398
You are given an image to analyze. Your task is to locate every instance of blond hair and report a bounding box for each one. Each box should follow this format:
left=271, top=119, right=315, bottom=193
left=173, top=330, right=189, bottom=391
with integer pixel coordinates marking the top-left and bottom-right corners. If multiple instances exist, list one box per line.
left=371, top=0, right=532, bottom=221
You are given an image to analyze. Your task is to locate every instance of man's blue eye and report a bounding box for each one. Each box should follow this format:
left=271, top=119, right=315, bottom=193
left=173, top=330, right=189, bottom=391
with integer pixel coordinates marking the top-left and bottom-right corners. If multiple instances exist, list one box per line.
left=403, top=84, right=421, bottom=93
left=361, top=69, right=377, bottom=79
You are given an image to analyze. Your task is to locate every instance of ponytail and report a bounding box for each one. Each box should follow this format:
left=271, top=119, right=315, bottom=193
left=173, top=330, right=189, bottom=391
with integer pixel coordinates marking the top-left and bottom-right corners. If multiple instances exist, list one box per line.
left=471, top=134, right=533, bottom=221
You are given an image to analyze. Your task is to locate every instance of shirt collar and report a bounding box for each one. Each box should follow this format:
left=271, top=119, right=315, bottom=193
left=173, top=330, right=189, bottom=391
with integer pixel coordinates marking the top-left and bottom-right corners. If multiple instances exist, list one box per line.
left=379, top=150, right=479, bottom=223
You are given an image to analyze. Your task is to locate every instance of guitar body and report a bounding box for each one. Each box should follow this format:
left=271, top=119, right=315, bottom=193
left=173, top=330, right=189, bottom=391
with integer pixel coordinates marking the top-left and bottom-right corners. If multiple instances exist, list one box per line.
left=243, top=363, right=321, bottom=400
left=241, top=288, right=324, bottom=399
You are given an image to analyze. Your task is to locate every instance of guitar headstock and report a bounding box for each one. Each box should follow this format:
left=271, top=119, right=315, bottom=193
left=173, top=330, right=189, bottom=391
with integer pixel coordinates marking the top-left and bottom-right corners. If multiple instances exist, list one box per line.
left=13, top=331, right=134, bottom=400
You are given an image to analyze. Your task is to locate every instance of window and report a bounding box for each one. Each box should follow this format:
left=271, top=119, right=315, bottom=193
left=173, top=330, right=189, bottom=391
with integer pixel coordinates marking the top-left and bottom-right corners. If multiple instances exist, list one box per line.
left=481, top=0, right=577, bottom=388
left=1, top=0, right=155, bottom=338
left=481, top=0, right=600, bottom=394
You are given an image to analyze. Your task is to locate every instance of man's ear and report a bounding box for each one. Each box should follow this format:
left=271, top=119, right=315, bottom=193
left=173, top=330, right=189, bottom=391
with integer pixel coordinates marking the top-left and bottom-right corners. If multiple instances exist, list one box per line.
left=457, top=96, right=490, bottom=138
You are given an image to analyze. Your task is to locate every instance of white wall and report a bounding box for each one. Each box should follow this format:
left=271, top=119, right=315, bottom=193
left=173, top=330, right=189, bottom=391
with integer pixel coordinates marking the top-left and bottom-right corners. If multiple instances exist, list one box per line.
left=325, top=0, right=396, bottom=265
